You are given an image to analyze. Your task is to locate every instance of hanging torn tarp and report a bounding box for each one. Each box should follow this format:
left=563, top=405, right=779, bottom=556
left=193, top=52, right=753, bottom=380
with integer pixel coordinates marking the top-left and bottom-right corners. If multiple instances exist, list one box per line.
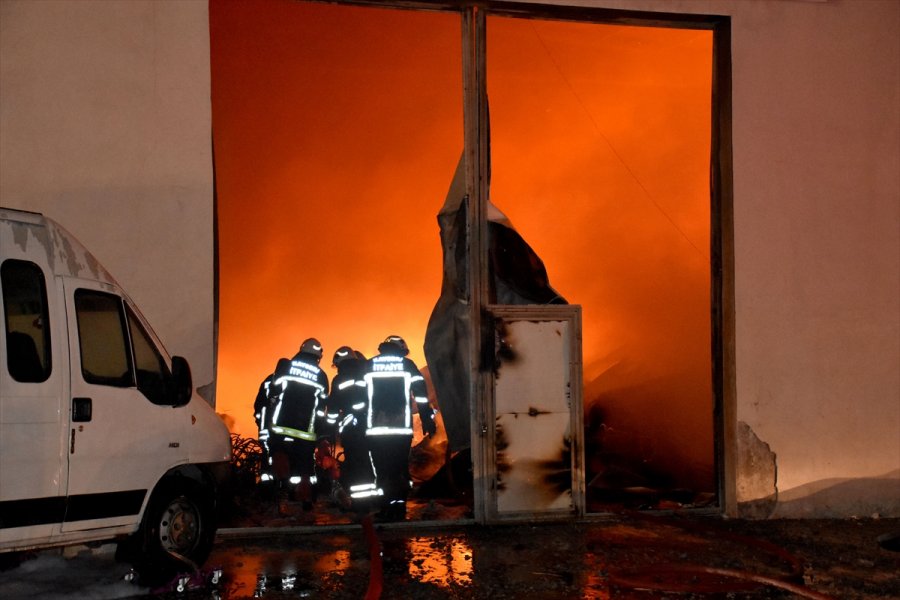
left=424, top=157, right=567, bottom=453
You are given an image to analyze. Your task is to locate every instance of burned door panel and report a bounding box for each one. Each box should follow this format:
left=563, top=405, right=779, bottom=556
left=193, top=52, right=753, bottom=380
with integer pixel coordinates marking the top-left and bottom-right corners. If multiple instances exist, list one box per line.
left=496, top=412, right=573, bottom=513
left=488, top=306, right=583, bottom=520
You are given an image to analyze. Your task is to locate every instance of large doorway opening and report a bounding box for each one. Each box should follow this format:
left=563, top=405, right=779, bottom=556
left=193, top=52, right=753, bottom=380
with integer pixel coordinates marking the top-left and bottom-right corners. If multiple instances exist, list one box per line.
left=487, top=14, right=716, bottom=511
left=210, top=0, right=727, bottom=526
left=211, top=1, right=465, bottom=525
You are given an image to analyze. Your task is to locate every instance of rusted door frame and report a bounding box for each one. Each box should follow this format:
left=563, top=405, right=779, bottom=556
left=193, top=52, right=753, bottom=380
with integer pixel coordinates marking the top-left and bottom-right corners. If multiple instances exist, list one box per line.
left=461, top=4, right=493, bottom=524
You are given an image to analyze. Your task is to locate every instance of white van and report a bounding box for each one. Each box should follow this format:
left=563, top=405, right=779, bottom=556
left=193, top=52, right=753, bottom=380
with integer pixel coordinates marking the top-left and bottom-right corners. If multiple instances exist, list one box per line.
left=0, top=207, right=231, bottom=579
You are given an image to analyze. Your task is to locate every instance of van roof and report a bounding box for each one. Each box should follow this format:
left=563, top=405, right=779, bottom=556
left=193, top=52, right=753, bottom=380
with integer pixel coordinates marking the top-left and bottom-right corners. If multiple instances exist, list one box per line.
left=0, top=206, right=117, bottom=284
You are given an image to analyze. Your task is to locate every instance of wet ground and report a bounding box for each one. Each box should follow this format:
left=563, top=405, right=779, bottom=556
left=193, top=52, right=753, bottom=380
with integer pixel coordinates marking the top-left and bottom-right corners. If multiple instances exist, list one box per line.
left=2, top=501, right=897, bottom=599
left=3, top=442, right=896, bottom=600
left=135, top=498, right=899, bottom=600
left=165, top=463, right=900, bottom=600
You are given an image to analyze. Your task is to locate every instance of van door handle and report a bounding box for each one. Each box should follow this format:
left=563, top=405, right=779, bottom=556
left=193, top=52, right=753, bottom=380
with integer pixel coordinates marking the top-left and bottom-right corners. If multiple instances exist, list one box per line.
left=72, top=397, right=92, bottom=422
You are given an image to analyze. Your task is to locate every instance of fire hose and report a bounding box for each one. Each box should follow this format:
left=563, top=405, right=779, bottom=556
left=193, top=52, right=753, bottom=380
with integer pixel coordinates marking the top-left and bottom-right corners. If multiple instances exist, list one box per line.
left=605, top=509, right=835, bottom=599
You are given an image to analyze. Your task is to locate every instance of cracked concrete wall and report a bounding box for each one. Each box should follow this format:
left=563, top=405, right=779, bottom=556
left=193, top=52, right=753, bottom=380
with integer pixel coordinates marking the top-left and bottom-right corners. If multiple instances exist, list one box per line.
left=735, top=421, right=777, bottom=519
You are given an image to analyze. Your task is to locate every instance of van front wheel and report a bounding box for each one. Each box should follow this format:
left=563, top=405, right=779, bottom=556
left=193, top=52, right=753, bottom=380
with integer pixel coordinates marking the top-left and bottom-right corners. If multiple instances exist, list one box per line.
left=129, top=479, right=216, bottom=584
left=157, top=495, right=203, bottom=562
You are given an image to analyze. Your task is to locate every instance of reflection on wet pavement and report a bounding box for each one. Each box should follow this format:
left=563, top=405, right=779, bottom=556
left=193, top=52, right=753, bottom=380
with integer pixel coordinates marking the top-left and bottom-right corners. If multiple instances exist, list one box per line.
left=405, top=537, right=472, bottom=587
left=192, top=524, right=628, bottom=599
left=140, top=514, right=480, bottom=599
left=205, top=533, right=364, bottom=599
left=130, top=515, right=898, bottom=599
left=192, top=528, right=483, bottom=599
left=158, top=522, right=741, bottom=598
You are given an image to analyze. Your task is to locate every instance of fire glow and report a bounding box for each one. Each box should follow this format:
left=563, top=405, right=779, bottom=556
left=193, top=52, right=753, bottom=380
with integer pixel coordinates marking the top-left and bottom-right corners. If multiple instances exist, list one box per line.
left=210, top=1, right=713, bottom=493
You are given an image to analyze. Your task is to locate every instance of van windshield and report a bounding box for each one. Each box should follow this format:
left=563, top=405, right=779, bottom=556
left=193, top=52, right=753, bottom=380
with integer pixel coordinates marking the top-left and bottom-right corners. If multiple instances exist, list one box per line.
left=127, top=304, right=173, bottom=405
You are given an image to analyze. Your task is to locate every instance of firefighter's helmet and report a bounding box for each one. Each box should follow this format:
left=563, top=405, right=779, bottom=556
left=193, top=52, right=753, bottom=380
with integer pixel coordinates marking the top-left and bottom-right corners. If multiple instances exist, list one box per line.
left=381, top=335, right=409, bottom=356
left=332, top=345, right=355, bottom=367
left=299, top=337, right=324, bottom=361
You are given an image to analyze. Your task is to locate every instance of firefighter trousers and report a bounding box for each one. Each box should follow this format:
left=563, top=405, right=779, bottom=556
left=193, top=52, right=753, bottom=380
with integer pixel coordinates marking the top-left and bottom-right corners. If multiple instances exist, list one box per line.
left=368, top=433, right=413, bottom=505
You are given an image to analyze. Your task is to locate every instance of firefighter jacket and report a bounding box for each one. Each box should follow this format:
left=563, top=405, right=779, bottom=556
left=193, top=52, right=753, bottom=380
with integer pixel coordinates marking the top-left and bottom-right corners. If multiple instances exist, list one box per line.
left=254, top=373, right=275, bottom=433
left=363, top=352, right=430, bottom=436
left=270, top=354, right=329, bottom=442
left=329, top=358, right=368, bottom=433
left=254, top=373, right=273, bottom=446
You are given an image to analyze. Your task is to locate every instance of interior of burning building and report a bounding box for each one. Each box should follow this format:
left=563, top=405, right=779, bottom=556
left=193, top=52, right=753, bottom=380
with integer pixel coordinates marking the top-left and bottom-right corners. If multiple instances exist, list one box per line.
left=210, top=0, right=716, bottom=522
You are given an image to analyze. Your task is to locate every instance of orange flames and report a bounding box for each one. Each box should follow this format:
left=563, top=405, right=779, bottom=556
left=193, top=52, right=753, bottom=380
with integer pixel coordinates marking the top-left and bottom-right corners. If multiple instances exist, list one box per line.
left=211, top=1, right=714, bottom=491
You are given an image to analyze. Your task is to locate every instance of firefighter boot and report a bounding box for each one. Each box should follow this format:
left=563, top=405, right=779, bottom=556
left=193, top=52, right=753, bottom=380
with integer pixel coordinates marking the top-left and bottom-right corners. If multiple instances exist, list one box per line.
left=330, top=479, right=352, bottom=511
left=295, top=478, right=314, bottom=511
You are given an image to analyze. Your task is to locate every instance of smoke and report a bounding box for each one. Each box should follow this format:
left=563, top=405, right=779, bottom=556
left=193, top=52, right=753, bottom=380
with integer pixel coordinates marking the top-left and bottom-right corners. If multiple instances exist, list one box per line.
left=210, top=3, right=715, bottom=492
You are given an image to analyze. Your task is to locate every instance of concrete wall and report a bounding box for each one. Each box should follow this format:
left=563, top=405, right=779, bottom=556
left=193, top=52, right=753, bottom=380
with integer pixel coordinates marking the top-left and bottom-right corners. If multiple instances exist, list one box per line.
left=0, top=0, right=215, bottom=397
left=2, top=0, right=897, bottom=517
left=727, top=0, right=898, bottom=519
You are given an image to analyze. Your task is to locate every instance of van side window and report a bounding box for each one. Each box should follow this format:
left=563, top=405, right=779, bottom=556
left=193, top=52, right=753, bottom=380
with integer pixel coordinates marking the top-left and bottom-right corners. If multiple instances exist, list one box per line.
left=74, top=290, right=134, bottom=387
left=126, top=304, right=172, bottom=405
left=1, top=259, right=52, bottom=383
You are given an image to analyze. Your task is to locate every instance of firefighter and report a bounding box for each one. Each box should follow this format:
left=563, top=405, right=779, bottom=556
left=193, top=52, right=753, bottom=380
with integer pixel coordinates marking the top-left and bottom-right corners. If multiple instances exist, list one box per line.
left=327, top=346, right=379, bottom=511
left=253, top=369, right=279, bottom=487
left=363, top=334, right=437, bottom=520
left=268, top=338, right=329, bottom=510
left=318, top=349, right=347, bottom=449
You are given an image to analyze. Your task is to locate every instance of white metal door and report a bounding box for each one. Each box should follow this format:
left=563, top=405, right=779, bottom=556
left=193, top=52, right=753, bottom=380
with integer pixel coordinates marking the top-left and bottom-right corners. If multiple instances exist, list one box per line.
left=0, top=262, right=67, bottom=542
left=486, top=305, right=584, bottom=521
left=61, top=278, right=184, bottom=532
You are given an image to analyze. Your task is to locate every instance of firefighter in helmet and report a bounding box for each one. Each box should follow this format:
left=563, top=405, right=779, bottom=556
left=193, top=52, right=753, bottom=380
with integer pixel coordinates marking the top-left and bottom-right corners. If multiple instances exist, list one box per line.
left=363, top=334, right=436, bottom=520
left=327, top=346, right=379, bottom=511
left=268, top=337, right=329, bottom=510
left=253, top=368, right=280, bottom=487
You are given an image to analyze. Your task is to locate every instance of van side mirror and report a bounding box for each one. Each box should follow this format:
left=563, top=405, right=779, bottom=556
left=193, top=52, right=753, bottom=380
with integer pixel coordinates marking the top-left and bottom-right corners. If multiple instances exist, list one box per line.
left=171, top=355, right=193, bottom=407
